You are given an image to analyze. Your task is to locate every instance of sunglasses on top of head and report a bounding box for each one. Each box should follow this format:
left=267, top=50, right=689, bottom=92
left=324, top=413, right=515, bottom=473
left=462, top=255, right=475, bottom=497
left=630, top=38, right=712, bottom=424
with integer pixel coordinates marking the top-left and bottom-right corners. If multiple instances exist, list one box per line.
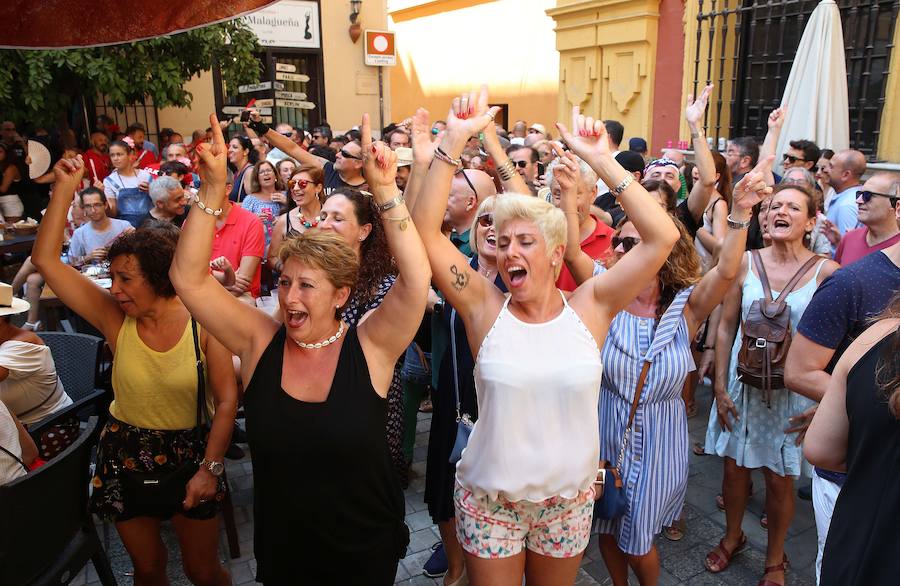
left=858, top=190, right=899, bottom=204
left=612, top=235, right=641, bottom=253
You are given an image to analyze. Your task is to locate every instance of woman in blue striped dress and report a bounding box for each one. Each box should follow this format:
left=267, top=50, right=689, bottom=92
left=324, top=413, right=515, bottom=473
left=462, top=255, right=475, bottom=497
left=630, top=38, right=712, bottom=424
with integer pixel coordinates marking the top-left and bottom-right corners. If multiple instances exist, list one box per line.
left=558, top=151, right=773, bottom=584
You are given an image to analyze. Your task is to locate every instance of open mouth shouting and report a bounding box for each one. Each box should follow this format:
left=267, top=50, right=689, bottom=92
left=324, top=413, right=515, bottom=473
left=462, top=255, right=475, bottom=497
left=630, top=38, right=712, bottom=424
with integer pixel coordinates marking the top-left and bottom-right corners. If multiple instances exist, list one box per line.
left=506, top=264, right=528, bottom=287
left=285, top=309, right=309, bottom=329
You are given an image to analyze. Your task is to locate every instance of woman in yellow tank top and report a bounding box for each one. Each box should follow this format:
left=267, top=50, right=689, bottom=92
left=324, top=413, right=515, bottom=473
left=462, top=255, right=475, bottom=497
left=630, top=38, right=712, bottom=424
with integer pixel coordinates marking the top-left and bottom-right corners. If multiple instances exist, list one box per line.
left=33, top=159, right=238, bottom=586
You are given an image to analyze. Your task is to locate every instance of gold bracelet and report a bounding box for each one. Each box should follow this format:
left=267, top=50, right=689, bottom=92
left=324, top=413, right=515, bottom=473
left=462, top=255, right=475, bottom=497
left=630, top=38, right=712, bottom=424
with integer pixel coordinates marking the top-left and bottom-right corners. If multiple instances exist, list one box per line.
left=497, top=159, right=516, bottom=181
left=383, top=214, right=410, bottom=230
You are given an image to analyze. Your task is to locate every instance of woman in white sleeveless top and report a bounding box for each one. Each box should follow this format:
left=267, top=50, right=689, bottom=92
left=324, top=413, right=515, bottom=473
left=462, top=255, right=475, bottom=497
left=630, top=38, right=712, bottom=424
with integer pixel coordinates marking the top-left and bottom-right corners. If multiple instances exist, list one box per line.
left=411, top=87, right=679, bottom=585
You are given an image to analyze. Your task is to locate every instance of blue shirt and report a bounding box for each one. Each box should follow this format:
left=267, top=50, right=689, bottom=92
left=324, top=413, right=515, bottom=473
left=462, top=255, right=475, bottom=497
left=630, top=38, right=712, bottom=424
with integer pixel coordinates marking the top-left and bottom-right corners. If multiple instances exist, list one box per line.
left=826, top=185, right=861, bottom=239
left=797, top=250, right=900, bottom=485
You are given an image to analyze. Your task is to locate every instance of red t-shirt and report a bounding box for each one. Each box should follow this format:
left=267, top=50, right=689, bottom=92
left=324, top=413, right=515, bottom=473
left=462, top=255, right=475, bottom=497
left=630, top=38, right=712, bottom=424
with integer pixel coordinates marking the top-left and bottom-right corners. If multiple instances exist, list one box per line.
left=834, top=227, right=900, bottom=266
left=133, top=148, right=158, bottom=169
left=556, top=215, right=615, bottom=291
left=82, top=149, right=111, bottom=182
left=210, top=204, right=265, bottom=297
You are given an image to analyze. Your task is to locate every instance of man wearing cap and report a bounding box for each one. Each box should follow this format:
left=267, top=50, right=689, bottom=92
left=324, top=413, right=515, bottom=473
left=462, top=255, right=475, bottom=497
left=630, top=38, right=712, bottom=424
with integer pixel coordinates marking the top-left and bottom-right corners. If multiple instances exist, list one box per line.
left=395, top=147, right=413, bottom=191
left=593, top=151, right=644, bottom=227
left=527, top=123, right=548, bottom=141
left=629, top=137, right=648, bottom=162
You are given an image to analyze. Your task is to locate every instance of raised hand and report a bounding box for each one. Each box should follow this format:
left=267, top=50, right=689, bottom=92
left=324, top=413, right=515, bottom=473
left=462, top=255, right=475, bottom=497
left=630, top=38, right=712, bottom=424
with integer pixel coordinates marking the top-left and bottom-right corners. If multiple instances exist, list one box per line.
left=555, top=105, right=611, bottom=163
left=52, top=155, right=86, bottom=199
left=685, top=84, right=714, bottom=128
left=360, top=113, right=398, bottom=194
left=768, top=105, right=787, bottom=130
left=195, top=113, right=228, bottom=189
left=411, top=108, right=441, bottom=164
left=550, top=143, right=579, bottom=209
left=732, top=155, right=776, bottom=212
left=445, top=85, right=500, bottom=142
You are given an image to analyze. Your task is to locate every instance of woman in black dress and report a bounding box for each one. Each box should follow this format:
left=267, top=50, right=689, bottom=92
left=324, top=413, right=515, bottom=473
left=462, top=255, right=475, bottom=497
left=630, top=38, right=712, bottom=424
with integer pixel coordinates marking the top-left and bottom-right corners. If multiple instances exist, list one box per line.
left=172, top=113, right=431, bottom=584
left=805, top=291, right=900, bottom=586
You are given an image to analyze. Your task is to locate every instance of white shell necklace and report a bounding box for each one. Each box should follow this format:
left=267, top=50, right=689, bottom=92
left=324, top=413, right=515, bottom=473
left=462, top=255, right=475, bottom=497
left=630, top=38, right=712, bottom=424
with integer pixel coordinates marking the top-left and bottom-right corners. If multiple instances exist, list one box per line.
left=293, top=321, right=345, bottom=350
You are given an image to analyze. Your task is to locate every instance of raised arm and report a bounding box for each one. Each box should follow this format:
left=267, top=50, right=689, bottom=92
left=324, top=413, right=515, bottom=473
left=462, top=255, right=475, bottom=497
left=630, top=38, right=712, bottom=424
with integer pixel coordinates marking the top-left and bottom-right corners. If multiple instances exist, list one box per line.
left=558, top=108, right=680, bottom=321
left=685, top=84, right=717, bottom=222
left=357, top=114, right=432, bottom=391
left=555, top=147, right=597, bottom=285
left=760, top=106, right=786, bottom=186
left=694, top=200, right=727, bottom=255
left=30, top=157, right=124, bottom=344
left=403, top=108, right=441, bottom=211
left=170, top=114, right=279, bottom=366
left=712, top=271, right=745, bottom=431
left=686, top=157, right=774, bottom=329
left=247, top=109, right=326, bottom=170
left=409, top=87, right=506, bottom=324
left=481, top=113, right=531, bottom=194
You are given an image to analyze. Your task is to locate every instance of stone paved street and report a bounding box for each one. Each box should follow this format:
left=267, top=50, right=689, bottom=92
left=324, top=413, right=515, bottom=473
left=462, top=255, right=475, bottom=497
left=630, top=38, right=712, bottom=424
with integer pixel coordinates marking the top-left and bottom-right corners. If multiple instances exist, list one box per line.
left=74, top=384, right=817, bottom=585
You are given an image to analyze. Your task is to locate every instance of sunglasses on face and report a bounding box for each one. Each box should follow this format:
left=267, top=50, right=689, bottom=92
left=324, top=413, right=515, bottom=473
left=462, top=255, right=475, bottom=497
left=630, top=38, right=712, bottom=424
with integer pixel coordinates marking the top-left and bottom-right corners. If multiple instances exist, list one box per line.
left=858, top=190, right=899, bottom=204
left=612, top=235, right=641, bottom=252
left=513, top=160, right=529, bottom=168
left=340, top=148, right=362, bottom=160
left=289, top=179, right=311, bottom=190
left=477, top=213, right=493, bottom=228
left=782, top=154, right=808, bottom=164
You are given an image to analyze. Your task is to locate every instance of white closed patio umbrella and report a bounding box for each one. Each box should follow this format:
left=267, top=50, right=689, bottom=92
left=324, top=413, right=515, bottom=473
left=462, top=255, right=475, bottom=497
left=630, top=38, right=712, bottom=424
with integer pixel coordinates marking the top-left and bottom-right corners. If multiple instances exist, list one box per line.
left=775, top=0, right=849, bottom=174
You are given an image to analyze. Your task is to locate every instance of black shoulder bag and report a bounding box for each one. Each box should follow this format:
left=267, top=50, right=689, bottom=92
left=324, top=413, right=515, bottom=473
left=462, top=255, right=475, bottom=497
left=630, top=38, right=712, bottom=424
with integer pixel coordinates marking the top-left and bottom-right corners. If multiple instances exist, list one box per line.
left=119, top=319, right=206, bottom=510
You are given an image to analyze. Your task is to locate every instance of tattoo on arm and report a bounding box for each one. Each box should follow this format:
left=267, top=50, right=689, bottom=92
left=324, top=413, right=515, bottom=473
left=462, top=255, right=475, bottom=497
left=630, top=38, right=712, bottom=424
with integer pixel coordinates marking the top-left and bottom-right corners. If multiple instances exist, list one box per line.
left=450, top=264, right=470, bottom=292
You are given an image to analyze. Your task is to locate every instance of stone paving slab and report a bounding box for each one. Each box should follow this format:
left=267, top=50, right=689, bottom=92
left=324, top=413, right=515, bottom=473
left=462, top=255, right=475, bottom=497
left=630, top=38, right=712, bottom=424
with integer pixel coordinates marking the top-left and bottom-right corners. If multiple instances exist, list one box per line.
left=76, top=385, right=817, bottom=584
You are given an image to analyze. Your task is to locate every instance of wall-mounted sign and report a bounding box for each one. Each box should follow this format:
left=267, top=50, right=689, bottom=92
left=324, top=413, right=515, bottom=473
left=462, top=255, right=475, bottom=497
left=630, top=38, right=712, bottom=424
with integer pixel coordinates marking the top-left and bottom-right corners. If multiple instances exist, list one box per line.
left=275, top=72, right=310, bottom=83
left=275, top=90, right=307, bottom=100
left=275, top=62, right=297, bottom=72
left=241, top=1, right=320, bottom=49
left=278, top=99, right=316, bottom=110
left=222, top=106, right=272, bottom=115
left=365, top=30, right=396, bottom=67
left=253, top=99, right=275, bottom=107
left=238, top=81, right=284, bottom=93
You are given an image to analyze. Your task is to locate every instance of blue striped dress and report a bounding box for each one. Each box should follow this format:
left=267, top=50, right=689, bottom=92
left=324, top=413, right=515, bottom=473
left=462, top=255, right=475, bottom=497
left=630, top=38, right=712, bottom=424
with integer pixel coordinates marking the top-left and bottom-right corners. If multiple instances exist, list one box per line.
left=596, top=287, right=695, bottom=556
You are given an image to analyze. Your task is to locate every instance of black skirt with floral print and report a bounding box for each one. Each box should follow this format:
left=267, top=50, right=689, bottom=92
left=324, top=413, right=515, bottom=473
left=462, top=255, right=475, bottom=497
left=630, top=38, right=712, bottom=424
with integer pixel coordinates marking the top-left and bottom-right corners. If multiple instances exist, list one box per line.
left=90, top=417, right=224, bottom=522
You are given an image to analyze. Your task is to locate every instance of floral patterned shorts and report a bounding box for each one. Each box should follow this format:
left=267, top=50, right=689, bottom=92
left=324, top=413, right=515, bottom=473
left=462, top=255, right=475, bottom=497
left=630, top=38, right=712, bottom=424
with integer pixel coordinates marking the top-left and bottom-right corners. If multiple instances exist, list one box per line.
left=454, top=481, right=595, bottom=559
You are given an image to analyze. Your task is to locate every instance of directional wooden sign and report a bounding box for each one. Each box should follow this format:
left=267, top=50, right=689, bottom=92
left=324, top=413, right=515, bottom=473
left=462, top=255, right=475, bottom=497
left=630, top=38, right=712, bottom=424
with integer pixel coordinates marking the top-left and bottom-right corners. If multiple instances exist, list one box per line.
left=275, top=72, right=310, bottom=82
left=238, top=81, right=284, bottom=93
left=222, top=106, right=272, bottom=115
left=278, top=99, right=316, bottom=110
left=275, top=91, right=307, bottom=100
left=275, top=62, right=297, bottom=72
left=253, top=99, right=274, bottom=107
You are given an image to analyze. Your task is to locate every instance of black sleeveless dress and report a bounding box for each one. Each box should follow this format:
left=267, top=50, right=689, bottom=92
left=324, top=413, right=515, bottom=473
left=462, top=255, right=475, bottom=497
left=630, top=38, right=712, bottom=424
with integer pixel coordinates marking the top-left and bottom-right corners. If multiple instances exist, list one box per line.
left=821, top=327, right=900, bottom=585
left=243, top=327, right=408, bottom=585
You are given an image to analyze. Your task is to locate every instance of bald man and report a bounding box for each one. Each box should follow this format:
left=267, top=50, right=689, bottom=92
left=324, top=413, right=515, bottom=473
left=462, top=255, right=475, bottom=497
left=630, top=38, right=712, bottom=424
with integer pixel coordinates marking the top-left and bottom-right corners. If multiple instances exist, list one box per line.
left=822, top=149, right=866, bottom=237
left=445, top=169, right=497, bottom=254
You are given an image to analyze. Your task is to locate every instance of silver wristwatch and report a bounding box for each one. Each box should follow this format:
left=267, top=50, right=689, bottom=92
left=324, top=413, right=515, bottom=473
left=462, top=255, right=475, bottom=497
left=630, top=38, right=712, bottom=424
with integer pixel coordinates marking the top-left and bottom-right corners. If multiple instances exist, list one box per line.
left=200, top=458, right=225, bottom=477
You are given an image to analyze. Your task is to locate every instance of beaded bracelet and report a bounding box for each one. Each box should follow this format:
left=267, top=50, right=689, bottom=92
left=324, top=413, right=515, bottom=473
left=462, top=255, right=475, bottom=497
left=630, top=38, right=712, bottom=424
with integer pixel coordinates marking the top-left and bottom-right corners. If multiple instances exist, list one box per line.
left=191, top=192, right=223, bottom=217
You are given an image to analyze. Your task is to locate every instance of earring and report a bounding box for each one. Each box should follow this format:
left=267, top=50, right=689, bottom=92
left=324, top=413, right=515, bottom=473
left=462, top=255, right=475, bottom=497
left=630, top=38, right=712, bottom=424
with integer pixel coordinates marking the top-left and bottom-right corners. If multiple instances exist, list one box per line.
left=551, top=261, right=558, bottom=267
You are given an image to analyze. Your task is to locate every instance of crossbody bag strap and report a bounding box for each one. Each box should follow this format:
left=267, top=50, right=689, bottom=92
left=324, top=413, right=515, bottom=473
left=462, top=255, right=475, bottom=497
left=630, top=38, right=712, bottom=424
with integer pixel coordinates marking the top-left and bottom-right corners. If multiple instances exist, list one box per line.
left=15, top=385, right=60, bottom=419
left=0, top=444, right=29, bottom=473
left=615, top=360, right=651, bottom=470
left=449, top=307, right=463, bottom=420
left=190, top=319, right=206, bottom=444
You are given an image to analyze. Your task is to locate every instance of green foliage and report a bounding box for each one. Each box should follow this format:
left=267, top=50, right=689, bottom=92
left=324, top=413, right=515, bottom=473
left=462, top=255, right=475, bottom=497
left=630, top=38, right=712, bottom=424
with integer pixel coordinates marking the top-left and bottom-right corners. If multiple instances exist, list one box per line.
left=0, top=21, right=260, bottom=128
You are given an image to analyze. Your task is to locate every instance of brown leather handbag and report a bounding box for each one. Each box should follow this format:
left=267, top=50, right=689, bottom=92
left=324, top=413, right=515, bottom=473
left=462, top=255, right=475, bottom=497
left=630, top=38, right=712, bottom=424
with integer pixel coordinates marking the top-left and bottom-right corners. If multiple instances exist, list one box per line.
left=736, top=251, right=819, bottom=406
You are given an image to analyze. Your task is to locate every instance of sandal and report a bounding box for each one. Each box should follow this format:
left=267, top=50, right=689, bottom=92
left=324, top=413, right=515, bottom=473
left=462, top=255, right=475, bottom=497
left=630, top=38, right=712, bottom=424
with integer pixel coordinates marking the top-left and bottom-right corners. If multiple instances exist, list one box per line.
left=663, top=521, right=684, bottom=541
left=685, top=402, right=698, bottom=418
left=757, top=557, right=789, bottom=586
left=761, top=511, right=768, bottom=530
left=704, top=533, right=747, bottom=573
left=692, top=442, right=707, bottom=456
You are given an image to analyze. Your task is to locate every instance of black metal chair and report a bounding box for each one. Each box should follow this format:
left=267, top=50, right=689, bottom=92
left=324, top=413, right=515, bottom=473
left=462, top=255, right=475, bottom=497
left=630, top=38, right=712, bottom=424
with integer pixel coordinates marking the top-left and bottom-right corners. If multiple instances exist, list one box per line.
left=0, top=417, right=117, bottom=585
left=37, top=332, right=103, bottom=402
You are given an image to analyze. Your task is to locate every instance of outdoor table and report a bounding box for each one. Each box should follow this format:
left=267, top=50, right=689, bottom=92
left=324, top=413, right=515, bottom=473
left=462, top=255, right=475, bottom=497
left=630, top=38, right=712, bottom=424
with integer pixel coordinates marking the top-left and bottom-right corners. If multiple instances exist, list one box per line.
left=0, top=233, right=37, bottom=256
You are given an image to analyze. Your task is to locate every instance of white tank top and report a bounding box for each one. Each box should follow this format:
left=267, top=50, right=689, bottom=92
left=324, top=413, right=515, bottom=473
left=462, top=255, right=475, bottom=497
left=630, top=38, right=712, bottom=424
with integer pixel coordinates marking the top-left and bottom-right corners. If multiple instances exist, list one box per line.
left=456, top=291, right=603, bottom=502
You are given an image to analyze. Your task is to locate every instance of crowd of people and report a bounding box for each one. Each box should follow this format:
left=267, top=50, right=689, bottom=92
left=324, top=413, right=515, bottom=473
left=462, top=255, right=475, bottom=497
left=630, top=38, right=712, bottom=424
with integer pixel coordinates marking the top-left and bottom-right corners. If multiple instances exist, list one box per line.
left=0, top=80, right=897, bottom=586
